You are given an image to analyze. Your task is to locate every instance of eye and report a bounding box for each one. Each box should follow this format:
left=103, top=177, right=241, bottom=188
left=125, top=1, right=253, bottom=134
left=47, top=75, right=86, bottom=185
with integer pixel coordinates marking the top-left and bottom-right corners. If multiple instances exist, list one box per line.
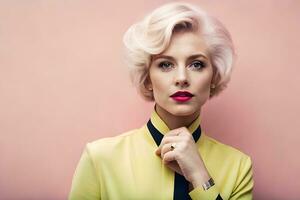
left=190, top=60, right=206, bottom=70
left=158, top=61, right=173, bottom=70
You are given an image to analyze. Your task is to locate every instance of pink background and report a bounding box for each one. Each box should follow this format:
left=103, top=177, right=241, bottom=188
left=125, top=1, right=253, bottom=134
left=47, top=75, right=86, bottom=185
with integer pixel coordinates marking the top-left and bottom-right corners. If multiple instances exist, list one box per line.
left=1, top=0, right=299, bottom=199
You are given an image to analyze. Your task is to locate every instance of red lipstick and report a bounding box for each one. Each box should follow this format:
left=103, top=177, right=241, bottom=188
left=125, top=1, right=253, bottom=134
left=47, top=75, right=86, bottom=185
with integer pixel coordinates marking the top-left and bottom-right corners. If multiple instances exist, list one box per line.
left=170, top=91, right=194, bottom=102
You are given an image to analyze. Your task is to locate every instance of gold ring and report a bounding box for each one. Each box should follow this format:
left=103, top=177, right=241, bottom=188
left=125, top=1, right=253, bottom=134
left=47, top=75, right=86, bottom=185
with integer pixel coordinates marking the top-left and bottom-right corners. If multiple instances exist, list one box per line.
left=170, top=143, right=176, bottom=151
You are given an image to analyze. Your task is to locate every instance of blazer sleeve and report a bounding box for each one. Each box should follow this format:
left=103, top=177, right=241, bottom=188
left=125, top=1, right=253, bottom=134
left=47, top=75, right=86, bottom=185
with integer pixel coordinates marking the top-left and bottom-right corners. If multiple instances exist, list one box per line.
left=69, top=144, right=101, bottom=200
left=189, top=185, right=222, bottom=200
left=188, top=156, right=254, bottom=200
left=229, top=156, right=254, bottom=200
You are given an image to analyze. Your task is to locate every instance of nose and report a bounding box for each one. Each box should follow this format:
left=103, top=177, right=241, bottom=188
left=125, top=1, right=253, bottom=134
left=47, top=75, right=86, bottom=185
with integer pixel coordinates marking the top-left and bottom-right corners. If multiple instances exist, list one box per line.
left=174, top=66, right=189, bottom=88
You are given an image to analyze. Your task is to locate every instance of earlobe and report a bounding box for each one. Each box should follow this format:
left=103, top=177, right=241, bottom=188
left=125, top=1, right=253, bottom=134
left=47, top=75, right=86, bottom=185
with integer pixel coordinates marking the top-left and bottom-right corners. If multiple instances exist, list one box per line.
left=210, top=67, right=218, bottom=89
left=144, top=75, right=153, bottom=91
left=209, top=83, right=215, bottom=97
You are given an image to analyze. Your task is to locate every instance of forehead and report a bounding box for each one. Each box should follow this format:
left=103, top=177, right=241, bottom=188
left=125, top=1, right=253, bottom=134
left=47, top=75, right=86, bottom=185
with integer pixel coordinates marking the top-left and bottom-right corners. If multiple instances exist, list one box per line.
left=153, top=31, right=209, bottom=60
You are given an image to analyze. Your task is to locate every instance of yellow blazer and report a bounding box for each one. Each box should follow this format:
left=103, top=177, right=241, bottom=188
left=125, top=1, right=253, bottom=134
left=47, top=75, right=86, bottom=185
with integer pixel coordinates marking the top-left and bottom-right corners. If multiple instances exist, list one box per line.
left=69, top=109, right=253, bottom=200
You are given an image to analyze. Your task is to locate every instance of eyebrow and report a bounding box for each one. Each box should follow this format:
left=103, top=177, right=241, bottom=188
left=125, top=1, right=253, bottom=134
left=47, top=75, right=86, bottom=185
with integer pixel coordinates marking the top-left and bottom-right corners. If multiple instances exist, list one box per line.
left=152, top=53, right=208, bottom=61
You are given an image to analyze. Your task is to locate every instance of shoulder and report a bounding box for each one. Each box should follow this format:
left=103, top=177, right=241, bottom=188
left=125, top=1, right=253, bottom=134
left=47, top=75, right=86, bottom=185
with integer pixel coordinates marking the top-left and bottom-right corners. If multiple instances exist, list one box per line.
left=201, top=133, right=252, bottom=164
left=84, top=128, right=141, bottom=159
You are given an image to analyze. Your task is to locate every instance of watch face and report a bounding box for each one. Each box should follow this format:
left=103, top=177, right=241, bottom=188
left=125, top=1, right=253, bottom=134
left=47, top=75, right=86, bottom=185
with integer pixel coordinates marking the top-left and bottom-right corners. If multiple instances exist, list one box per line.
left=202, top=178, right=215, bottom=190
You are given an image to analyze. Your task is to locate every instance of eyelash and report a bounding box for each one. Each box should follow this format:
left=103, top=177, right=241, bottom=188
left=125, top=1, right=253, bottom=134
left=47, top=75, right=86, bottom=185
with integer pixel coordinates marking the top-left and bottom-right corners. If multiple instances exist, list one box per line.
left=158, top=60, right=206, bottom=71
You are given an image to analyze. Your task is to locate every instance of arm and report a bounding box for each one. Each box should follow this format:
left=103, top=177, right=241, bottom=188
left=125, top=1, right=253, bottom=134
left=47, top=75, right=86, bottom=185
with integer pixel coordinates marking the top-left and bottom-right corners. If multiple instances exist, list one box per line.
left=189, top=185, right=222, bottom=200
left=69, top=145, right=101, bottom=200
left=229, top=156, right=254, bottom=200
left=188, top=166, right=223, bottom=200
left=156, top=128, right=224, bottom=200
left=189, top=156, right=254, bottom=200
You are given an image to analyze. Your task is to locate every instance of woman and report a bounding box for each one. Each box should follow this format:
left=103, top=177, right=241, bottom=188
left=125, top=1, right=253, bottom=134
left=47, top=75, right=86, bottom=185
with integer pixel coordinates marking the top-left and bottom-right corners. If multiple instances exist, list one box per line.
left=69, top=2, right=253, bottom=200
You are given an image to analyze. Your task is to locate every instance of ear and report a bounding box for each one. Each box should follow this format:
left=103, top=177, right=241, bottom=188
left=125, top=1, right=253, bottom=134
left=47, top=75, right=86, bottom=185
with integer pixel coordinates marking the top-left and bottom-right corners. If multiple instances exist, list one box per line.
left=144, top=75, right=153, bottom=91
left=211, top=66, right=218, bottom=84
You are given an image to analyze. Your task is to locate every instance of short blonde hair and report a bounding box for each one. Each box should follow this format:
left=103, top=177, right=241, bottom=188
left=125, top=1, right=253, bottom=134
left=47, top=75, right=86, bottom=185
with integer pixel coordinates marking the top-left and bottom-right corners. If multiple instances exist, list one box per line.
left=123, top=2, right=236, bottom=101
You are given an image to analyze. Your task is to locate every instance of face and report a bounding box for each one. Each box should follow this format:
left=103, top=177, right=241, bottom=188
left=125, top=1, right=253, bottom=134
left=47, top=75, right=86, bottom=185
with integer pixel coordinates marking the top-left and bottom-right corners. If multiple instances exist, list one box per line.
left=147, top=31, right=214, bottom=117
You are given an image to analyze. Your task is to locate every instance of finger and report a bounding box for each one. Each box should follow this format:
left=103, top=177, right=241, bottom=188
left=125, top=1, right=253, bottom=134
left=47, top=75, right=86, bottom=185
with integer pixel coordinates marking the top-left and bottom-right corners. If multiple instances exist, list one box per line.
left=159, top=131, right=184, bottom=148
left=156, top=136, right=181, bottom=156
left=156, top=127, right=189, bottom=155
left=161, top=143, right=173, bottom=157
left=161, top=141, right=180, bottom=157
left=162, top=150, right=177, bottom=163
left=165, top=128, right=182, bottom=137
left=156, top=136, right=176, bottom=155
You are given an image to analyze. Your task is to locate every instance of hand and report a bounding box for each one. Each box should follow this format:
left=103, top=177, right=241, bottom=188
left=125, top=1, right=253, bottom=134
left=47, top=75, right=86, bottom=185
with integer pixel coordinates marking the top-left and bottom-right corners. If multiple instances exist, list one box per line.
left=155, top=127, right=211, bottom=187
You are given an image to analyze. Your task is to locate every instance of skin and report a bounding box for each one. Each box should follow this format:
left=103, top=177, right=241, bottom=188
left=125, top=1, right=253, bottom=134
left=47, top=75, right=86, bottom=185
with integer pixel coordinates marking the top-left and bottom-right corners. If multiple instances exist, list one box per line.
left=146, top=30, right=214, bottom=190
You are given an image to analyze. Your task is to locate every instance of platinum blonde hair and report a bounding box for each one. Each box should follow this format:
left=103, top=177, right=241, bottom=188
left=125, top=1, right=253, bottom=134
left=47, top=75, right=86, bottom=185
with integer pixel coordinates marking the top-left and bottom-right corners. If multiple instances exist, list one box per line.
left=123, top=2, right=236, bottom=101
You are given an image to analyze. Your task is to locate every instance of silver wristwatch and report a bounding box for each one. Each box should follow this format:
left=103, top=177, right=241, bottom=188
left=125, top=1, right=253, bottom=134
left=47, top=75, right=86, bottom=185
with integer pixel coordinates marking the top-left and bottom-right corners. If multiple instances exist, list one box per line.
left=202, top=177, right=215, bottom=190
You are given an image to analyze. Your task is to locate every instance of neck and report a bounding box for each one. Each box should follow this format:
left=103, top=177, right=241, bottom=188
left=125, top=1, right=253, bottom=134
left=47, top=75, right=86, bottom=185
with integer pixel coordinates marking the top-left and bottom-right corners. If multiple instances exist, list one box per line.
left=155, top=104, right=200, bottom=130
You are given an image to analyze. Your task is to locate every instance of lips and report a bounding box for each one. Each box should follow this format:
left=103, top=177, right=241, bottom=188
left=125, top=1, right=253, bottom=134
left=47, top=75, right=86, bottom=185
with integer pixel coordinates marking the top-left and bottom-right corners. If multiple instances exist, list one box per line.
left=170, top=91, right=194, bottom=102
left=170, top=91, right=194, bottom=97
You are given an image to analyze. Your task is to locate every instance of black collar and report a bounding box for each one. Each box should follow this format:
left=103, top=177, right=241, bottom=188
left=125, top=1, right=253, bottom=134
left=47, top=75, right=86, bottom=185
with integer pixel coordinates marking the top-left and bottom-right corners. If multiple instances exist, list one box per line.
left=146, top=119, right=201, bottom=146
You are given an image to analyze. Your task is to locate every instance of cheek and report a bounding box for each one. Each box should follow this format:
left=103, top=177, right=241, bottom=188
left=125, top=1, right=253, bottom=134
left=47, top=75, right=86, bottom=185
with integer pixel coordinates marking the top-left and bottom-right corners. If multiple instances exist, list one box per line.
left=194, top=74, right=213, bottom=93
left=151, top=79, right=164, bottom=101
left=150, top=73, right=167, bottom=92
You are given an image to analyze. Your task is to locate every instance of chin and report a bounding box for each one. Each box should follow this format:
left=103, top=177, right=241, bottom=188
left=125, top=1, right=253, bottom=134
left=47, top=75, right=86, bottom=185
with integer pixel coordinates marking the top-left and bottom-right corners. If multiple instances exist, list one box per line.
left=169, top=106, right=199, bottom=117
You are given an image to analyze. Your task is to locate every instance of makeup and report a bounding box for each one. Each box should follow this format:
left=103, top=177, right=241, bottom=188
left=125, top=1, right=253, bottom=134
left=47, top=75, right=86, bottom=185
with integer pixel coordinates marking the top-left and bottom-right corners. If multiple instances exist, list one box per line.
left=171, top=96, right=193, bottom=102
left=170, top=91, right=194, bottom=102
